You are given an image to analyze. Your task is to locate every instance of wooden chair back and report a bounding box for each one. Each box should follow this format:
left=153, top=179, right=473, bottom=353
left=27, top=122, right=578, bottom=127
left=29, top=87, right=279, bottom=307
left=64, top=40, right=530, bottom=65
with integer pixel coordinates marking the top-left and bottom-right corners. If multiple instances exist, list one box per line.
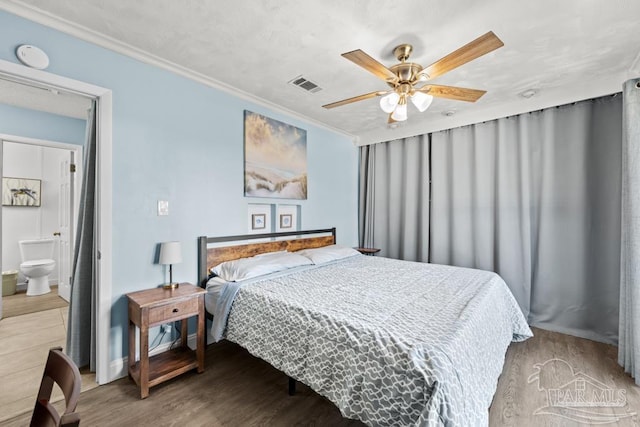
left=30, top=346, right=81, bottom=427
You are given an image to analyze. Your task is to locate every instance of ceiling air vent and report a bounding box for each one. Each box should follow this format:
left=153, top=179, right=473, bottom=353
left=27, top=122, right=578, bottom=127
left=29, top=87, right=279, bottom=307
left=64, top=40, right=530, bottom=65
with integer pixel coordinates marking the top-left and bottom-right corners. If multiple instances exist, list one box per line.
left=289, top=75, right=322, bottom=93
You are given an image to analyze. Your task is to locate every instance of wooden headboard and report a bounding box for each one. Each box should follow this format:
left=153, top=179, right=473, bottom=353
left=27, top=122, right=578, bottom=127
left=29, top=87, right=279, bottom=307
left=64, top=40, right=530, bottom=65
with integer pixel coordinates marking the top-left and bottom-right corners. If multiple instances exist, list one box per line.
left=197, top=228, right=336, bottom=287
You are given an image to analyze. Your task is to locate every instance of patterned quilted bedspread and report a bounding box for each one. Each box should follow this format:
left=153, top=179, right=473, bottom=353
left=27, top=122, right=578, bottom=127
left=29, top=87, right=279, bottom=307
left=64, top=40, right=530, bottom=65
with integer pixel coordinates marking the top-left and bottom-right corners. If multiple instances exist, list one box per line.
left=222, top=255, right=532, bottom=426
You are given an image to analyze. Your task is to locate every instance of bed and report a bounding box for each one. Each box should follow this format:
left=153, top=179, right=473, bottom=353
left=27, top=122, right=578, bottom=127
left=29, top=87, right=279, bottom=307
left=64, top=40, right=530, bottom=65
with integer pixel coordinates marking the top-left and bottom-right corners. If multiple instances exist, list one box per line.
left=197, top=228, right=532, bottom=426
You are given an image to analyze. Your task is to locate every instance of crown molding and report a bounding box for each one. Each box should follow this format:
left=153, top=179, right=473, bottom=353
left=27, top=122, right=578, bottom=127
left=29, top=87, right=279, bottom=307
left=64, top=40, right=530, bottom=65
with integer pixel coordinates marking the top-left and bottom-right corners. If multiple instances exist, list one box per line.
left=0, top=0, right=356, bottom=142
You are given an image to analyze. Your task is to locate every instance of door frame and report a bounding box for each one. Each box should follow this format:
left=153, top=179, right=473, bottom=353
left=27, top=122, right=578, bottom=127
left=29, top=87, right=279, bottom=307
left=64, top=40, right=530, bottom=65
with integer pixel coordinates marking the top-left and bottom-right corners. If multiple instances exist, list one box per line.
left=1, top=135, right=83, bottom=301
left=0, top=59, right=113, bottom=384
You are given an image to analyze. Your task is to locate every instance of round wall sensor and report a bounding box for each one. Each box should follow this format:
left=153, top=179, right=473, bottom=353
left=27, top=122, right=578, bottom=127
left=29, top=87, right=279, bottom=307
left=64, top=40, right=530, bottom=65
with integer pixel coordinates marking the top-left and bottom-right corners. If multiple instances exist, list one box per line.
left=16, top=45, right=50, bottom=70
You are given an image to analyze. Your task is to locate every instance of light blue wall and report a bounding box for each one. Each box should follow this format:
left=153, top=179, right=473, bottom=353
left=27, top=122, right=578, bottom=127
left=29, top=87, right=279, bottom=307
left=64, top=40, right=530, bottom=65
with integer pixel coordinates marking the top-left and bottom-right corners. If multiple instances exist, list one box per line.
left=0, top=11, right=359, bottom=364
left=0, top=103, right=86, bottom=144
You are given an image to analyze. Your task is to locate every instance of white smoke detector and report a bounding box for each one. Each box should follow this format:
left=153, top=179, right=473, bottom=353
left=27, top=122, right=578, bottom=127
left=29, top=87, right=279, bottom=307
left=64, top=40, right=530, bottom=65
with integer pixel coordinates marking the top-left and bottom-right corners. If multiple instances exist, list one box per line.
left=16, top=45, right=50, bottom=70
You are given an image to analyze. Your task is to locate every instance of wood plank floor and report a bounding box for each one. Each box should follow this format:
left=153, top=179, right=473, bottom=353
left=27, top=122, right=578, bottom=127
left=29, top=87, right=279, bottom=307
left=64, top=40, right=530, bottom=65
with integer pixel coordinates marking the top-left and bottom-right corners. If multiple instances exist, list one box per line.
left=3, top=328, right=639, bottom=426
left=2, top=287, right=68, bottom=318
left=0, top=308, right=97, bottom=423
left=490, top=328, right=640, bottom=426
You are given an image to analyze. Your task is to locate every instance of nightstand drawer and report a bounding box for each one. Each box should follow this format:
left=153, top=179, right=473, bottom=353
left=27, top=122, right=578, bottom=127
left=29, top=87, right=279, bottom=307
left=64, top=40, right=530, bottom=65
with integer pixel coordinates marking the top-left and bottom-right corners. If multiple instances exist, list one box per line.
left=148, top=298, right=198, bottom=324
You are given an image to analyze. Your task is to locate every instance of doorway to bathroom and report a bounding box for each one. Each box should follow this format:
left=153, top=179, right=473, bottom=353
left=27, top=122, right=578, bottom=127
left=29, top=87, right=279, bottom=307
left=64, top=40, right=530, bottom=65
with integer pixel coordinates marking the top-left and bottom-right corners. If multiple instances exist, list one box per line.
left=1, top=136, right=83, bottom=315
left=0, top=69, right=109, bottom=420
left=0, top=59, right=113, bottom=390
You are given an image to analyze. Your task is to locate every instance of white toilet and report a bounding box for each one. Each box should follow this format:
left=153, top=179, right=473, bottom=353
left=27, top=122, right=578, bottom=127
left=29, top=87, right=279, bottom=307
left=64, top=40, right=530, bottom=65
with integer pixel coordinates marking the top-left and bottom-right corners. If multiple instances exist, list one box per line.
left=19, top=239, right=56, bottom=296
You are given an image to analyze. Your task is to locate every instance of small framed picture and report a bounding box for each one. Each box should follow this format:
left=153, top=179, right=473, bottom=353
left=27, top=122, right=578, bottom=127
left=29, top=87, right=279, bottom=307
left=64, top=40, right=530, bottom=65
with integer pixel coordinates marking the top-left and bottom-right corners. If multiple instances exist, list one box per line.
left=251, top=213, right=266, bottom=230
left=247, top=204, right=272, bottom=234
left=279, top=214, right=293, bottom=229
left=276, top=204, right=299, bottom=232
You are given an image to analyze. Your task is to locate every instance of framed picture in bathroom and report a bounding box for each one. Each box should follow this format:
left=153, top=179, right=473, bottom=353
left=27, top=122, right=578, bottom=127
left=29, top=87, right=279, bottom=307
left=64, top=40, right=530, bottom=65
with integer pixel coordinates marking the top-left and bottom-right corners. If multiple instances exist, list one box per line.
left=2, top=177, right=41, bottom=207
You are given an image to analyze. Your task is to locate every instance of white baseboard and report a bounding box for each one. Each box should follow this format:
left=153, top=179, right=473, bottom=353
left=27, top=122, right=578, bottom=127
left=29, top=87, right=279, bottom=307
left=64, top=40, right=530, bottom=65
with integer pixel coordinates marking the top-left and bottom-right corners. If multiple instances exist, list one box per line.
left=107, top=332, right=199, bottom=383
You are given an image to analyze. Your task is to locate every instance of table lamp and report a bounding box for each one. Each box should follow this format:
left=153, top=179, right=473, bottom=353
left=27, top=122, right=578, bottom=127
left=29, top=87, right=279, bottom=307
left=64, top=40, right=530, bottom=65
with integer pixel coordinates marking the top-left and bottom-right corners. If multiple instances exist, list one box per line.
left=159, top=241, right=182, bottom=289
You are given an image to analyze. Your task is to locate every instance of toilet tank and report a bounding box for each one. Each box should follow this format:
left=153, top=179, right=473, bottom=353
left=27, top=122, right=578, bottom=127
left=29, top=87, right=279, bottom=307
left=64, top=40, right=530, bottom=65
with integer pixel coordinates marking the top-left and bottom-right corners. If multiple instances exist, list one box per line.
left=19, top=239, right=55, bottom=262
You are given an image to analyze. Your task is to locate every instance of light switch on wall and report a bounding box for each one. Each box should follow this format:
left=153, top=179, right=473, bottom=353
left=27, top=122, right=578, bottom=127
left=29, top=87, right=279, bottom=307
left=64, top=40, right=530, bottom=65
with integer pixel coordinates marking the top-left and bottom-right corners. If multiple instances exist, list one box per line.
left=158, top=200, right=169, bottom=216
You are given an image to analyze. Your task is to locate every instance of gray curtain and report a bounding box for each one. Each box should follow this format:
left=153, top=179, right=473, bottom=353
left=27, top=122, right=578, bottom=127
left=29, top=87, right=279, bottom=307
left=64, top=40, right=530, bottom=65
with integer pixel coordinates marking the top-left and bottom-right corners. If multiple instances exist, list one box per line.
left=619, top=78, right=640, bottom=384
left=66, top=100, right=97, bottom=369
left=360, top=95, right=622, bottom=345
left=359, top=134, right=430, bottom=261
left=431, top=96, right=622, bottom=344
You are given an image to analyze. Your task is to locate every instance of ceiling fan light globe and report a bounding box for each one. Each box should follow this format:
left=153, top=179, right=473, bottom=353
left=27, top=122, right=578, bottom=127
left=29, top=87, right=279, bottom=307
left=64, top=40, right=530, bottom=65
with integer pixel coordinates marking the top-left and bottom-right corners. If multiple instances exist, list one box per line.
left=391, top=103, right=407, bottom=121
left=379, top=92, right=400, bottom=113
left=411, top=92, right=434, bottom=112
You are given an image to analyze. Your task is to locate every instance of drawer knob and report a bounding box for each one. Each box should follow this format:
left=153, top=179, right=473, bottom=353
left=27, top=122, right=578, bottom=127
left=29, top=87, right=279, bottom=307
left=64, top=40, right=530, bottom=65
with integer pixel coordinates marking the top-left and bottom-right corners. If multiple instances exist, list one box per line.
left=173, top=308, right=179, bottom=313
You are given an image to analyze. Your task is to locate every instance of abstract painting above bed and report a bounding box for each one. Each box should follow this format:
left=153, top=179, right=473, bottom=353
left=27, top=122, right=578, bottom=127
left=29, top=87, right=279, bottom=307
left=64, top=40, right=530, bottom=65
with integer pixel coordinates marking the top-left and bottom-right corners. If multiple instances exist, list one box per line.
left=205, top=251, right=532, bottom=426
left=243, top=110, right=307, bottom=200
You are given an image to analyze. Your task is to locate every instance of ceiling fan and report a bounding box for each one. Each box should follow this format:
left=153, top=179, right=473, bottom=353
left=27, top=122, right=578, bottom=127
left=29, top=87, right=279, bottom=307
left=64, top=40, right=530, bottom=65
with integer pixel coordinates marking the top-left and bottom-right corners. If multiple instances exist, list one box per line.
left=322, top=31, right=504, bottom=124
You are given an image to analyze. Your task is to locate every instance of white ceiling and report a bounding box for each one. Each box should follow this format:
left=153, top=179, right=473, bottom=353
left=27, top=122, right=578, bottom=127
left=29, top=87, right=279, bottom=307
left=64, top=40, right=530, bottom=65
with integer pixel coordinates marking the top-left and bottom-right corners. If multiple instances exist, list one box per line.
left=2, top=0, right=639, bottom=145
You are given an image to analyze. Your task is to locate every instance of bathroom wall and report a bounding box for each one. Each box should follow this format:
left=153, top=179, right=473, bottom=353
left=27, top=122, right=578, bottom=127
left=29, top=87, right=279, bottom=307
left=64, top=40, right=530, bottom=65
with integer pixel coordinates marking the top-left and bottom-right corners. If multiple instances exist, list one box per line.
left=2, top=140, right=74, bottom=287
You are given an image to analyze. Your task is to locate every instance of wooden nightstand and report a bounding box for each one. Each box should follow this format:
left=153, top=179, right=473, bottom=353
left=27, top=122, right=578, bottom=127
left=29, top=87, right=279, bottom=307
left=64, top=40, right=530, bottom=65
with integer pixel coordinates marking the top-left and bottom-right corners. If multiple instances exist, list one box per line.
left=354, top=247, right=381, bottom=256
left=126, top=283, right=205, bottom=398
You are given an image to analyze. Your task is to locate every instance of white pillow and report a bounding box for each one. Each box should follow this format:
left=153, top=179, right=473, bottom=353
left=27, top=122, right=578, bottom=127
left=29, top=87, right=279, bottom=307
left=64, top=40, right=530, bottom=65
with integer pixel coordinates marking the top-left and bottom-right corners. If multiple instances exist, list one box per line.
left=296, top=244, right=360, bottom=264
left=211, top=250, right=312, bottom=282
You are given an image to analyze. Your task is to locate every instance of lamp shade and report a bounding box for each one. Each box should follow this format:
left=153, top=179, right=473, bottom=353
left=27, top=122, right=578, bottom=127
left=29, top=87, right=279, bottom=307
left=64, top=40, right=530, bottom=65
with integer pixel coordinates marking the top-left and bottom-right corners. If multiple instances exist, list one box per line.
left=159, top=241, right=182, bottom=265
left=379, top=92, right=400, bottom=113
left=411, top=92, right=434, bottom=112
left=391, top=99, right=408, bottom=121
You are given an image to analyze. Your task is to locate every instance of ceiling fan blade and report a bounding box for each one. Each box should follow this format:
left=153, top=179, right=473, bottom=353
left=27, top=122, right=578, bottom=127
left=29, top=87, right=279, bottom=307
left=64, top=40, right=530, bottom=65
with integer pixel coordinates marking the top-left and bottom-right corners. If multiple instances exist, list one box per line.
left=342, top=49, right=398, bottom=83
left=322, top=91, right=383, bottom=109
left=420, top=31, right=504, bottom=80
left=419, top=84, right=486, bottom=102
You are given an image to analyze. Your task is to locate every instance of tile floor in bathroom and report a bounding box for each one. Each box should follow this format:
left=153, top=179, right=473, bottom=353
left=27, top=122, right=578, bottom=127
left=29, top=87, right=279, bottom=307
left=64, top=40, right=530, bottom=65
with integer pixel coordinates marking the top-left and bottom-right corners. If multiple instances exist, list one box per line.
left=0, top=307, right=98, bottom=423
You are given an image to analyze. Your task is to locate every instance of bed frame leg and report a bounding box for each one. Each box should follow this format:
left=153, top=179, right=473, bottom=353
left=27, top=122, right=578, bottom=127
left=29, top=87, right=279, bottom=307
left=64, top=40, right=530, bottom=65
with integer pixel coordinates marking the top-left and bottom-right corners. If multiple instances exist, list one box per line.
left=288, top=377, right=296, bottom=396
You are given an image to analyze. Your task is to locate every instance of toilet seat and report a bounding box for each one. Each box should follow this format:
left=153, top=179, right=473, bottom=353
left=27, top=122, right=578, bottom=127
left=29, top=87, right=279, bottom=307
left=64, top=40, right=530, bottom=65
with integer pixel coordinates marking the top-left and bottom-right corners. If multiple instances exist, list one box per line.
left=21, top=259, right=55, bottom=267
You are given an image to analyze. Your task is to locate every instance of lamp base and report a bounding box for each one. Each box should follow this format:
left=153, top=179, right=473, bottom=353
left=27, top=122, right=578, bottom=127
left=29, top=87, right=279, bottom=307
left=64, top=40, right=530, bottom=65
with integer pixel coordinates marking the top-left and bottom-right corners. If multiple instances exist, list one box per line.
left=162, top=282, right=179, bottom=290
